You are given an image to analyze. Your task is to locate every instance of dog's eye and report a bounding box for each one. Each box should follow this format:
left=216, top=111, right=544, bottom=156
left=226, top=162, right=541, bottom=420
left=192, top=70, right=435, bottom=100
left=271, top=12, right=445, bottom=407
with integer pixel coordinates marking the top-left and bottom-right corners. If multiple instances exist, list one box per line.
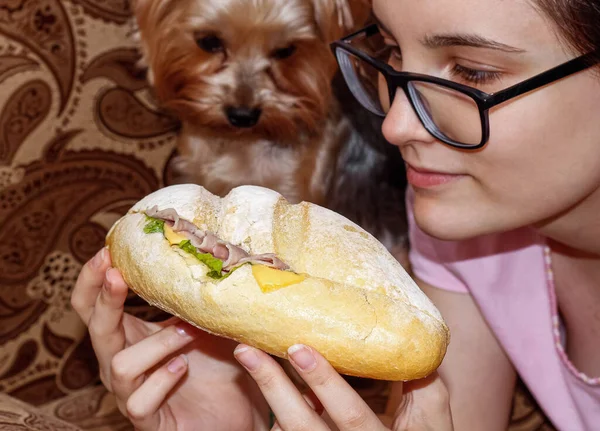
left=272, top=44, right=297, bottom=60
left=197, top=35, right=224, bottom=53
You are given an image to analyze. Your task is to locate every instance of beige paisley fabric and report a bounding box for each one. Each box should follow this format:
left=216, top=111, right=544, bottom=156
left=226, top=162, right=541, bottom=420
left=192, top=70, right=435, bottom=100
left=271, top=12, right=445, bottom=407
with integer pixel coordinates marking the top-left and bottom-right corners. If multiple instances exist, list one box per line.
left=0, top=0, right=174, bottom=428
left=0, top=1, right=554, bottom=429
left=0, top=392, right=81, bottom=430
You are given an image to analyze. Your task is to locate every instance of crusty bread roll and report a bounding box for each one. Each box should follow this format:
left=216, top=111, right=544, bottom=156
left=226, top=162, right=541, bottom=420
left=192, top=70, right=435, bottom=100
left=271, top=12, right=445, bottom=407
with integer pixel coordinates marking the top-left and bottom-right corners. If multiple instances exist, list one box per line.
left=106, top=184, right=449, bottom=381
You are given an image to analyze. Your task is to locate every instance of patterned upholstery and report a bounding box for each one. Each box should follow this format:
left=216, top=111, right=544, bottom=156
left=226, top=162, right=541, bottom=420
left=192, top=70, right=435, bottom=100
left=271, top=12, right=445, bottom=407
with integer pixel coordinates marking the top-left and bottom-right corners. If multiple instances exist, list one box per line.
left=0, top=1, right=555, bottom=429
left=0, top=1, right=174, bottom=428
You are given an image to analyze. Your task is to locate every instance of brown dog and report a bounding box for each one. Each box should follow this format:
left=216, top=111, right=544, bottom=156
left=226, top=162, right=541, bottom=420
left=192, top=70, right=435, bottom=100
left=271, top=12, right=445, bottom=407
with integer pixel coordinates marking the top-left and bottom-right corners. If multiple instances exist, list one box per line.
left=133, top=0, right=408, bottom=256
left=134, top=0, right=371, bottom=203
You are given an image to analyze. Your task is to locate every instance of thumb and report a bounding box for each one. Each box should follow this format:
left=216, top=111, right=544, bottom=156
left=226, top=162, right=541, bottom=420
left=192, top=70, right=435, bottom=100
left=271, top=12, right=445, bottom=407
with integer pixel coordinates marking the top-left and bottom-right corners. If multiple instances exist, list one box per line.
left=388, top=372, right=453, bottom=431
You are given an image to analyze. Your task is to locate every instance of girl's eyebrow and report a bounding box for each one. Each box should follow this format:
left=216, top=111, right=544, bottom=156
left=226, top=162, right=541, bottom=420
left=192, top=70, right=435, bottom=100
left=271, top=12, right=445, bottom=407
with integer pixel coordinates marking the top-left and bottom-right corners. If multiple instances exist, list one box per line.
left=372, top=12, right=526, bottom=54
left=422, top=33, right=526, bottom=53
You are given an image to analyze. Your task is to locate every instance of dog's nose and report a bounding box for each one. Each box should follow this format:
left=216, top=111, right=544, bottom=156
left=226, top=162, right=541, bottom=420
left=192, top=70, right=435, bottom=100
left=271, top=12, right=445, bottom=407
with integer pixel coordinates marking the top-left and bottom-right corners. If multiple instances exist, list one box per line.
left=225, top=106, right=262, bottom=128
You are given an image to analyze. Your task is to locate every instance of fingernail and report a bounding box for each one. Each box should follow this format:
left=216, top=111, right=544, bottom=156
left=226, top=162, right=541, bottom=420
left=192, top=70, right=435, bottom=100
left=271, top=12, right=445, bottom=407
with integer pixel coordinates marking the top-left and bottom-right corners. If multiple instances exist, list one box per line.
left=104, top=268, right=116, bottom=290
left=91, top=248, right=106, bottom=268
left=234, top=345, right=260, bottom=371
left=175, top=322, right=194, bottom=337
left=167, top=354, right=188, bottom=373
left=288, top=345, right=316, bottom=371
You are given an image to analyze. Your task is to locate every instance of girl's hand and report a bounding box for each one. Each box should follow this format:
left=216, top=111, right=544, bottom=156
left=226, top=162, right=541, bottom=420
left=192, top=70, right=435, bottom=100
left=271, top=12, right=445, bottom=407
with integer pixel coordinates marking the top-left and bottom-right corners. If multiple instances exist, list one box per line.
left=234, top=344, right=453, bottom=431
left=71, top=248, right=269, bottom=431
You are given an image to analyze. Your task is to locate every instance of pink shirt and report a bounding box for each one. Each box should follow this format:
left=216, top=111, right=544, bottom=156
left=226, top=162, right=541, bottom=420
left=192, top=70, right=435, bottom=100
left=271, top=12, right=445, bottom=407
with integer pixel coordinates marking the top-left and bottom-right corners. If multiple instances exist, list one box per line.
left=406, top=188, right=600, bottom=431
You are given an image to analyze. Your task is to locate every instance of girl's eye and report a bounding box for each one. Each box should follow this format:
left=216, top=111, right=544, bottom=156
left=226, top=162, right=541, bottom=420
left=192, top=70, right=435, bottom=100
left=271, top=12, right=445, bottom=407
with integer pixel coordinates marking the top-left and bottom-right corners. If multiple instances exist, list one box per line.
left=450, top=64, right=502, bottom=85
left=380, top=43, right=402, bottom=67
left=388, top=46, right=402, bottom=62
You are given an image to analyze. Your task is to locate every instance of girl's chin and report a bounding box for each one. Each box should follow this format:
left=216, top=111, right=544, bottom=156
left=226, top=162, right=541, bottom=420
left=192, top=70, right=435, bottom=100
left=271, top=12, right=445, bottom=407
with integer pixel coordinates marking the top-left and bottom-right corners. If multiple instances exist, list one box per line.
left=413, top=197, right=488, bottom=242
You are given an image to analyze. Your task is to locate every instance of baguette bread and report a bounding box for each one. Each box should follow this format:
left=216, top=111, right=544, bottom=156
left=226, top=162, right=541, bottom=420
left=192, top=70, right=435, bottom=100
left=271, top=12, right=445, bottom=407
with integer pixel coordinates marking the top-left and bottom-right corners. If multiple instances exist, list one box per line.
left=106, top=184, right=449, bottom=381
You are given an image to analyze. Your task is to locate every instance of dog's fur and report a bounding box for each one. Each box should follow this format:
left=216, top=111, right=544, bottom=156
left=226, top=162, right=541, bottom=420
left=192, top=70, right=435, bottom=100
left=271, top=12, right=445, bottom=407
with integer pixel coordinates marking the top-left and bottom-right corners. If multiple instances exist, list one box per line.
left=133, top=0, right=408, bottom=255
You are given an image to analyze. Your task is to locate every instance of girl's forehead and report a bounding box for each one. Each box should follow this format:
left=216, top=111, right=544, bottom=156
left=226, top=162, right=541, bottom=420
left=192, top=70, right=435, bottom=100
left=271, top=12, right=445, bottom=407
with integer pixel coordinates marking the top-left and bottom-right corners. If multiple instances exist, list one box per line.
left=371, top=0, right=559, bottom=50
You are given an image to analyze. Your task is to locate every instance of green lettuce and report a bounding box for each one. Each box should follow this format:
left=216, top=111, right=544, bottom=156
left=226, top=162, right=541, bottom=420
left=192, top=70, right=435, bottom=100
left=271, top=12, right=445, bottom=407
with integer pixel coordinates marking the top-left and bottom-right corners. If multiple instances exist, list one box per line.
left=143, top=216, right=165, bottom=234
left=179, top=240, right=227, bottom=279
left=143, top=217, right=240, bottom=280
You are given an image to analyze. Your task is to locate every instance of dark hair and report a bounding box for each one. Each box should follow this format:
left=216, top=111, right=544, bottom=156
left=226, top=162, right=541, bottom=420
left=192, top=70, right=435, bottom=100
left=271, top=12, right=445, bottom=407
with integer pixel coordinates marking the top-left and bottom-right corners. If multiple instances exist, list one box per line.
left=534, top=0, right=600, bottom=64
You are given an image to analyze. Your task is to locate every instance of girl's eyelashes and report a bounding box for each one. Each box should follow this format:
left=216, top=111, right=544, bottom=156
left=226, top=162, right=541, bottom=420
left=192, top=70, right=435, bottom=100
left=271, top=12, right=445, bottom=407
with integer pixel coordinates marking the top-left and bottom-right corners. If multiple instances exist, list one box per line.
left=381, top=39, right=402, bottom=63
left=388, top=46, right=403, bottom=62
left=450, top=63, right=503, bottom=85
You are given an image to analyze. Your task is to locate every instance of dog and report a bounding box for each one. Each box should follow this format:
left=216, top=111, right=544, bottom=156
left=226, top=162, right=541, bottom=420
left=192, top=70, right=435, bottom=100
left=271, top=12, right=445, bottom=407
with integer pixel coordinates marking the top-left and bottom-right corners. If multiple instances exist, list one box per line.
left=133, top=0, right=408, bottom=260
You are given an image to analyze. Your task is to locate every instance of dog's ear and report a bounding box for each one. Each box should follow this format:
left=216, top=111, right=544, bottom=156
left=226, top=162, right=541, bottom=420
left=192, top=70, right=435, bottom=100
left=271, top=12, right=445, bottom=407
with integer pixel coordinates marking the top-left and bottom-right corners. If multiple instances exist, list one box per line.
left=312, top=0, right=371, bottom=43
left=131, top=0, right=178, bottom=30
left=347, top=0, right=372, bottom=29
left=130, top=0, right=174, bottom=85
left=131, top=0, right=155, bottom=29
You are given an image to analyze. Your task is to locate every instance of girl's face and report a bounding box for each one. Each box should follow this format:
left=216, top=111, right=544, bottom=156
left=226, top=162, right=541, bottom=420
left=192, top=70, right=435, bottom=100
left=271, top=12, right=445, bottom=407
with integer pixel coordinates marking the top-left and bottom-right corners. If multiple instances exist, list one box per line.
left=373, top=0, right=600, bottom=241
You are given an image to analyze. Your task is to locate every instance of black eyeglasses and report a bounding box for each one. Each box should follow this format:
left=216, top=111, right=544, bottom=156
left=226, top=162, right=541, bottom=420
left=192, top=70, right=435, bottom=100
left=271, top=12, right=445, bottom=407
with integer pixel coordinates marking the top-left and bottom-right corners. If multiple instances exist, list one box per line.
left=330, top=24, right=600, bottom=149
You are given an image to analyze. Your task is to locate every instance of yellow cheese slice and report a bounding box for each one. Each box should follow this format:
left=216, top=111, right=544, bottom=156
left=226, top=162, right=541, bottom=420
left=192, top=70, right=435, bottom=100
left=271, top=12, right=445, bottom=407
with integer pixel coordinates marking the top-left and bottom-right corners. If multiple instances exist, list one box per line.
left=164, top=224, right=188, bottom=245
left=252, top=265, right=306, bottom=293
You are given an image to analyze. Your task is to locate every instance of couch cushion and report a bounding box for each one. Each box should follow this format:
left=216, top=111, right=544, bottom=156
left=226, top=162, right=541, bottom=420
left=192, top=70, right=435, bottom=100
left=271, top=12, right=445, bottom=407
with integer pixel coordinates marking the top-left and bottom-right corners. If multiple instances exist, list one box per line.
left=0, top=392, right=81, bottom=430
left=0, top=0, right=177, bottom=407
left=40, top=386, right=133, bottom=431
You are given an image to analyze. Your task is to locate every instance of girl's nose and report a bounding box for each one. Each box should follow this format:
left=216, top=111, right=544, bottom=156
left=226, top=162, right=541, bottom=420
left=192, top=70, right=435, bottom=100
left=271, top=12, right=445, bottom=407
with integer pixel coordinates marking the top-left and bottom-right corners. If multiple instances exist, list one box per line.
left=382, top=88, right=436, bottom=148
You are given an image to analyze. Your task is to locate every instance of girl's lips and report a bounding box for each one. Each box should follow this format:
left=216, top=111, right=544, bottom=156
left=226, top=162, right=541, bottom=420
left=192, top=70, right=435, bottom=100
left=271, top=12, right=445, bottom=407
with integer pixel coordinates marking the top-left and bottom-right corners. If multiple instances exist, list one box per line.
left=406, top=163, right=466, bottom=188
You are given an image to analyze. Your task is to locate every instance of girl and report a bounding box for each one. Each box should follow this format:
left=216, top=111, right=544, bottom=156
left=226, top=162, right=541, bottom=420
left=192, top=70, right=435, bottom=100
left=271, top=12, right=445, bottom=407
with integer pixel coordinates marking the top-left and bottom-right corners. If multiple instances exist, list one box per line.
left=72, top=0, right=600, bottom=429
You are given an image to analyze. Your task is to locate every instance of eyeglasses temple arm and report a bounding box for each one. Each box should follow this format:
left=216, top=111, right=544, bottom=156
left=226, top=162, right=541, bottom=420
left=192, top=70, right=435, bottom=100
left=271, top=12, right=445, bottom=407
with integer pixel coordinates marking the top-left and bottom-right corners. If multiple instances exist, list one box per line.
left=484, top=51, right=599, bottom=108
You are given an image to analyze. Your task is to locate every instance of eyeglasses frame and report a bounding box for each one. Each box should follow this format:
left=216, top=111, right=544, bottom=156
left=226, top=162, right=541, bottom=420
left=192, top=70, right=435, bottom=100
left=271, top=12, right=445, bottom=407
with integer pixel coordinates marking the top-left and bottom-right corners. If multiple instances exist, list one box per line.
left=330, top=24, right=600, bottom=149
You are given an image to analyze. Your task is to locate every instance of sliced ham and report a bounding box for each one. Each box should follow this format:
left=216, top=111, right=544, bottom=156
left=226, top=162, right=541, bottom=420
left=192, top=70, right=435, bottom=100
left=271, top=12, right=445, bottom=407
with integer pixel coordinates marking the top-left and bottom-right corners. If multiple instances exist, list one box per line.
left=222, top=243, right=250, bottom=270
left=212, top=243, right=229, bottom=260
left=182, top=231, right=205, bottom=249
left=232, top=254, right=290, bottom=271
left=198, top=232, right=220, bottom=254
left=144, top=208, right=289, bottom=273
left=146, top=206, right=204, bottom=236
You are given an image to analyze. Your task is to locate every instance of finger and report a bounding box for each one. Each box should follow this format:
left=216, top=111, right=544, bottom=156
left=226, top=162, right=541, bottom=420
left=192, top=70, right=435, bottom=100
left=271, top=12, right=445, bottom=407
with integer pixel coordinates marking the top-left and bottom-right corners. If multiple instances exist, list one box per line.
left=234, top=344, right=329, bottom=431
left=125, top=354, right=188, bottom=430
left=403, top=372, right=450, bottom=413
left=71, top=247, right=111, bottom=324
left=88, top=267, right=129, bottom=390
left=110, top=322, right=200, bottom=403
left=394, top=372, right=453, bottom=431
left=385, top=381, right=404, bottom=417
left=303, top=391, right=324, bottom=416
left=271, top=393, right=324, bottom=431
left=287, top=344, right=385, bottom=431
